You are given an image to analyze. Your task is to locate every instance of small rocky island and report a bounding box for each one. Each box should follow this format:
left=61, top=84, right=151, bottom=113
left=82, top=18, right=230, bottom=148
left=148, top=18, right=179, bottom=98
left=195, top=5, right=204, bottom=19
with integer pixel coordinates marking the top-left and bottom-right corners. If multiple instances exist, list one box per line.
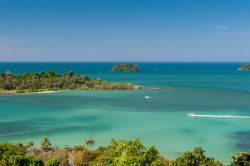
left=238, top=64, right=250, bottom=70
left=0, top=71, right=142, bottom=94
left=112, top=64, right=141, bottom=72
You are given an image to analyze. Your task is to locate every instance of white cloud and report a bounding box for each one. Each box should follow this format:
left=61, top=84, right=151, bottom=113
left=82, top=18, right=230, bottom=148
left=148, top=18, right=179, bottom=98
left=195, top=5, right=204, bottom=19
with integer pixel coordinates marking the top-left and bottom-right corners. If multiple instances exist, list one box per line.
left=205, top=25, right=229, bottom=30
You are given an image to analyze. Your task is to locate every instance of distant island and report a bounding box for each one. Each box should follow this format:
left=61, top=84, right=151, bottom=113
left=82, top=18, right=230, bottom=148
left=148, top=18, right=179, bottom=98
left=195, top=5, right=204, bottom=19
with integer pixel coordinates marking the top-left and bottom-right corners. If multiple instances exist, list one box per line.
left=238, top=64, right=250, bottom=70
left=112, top=64, right=141, bottom=72
left=0, top=71, right=142, bottom=94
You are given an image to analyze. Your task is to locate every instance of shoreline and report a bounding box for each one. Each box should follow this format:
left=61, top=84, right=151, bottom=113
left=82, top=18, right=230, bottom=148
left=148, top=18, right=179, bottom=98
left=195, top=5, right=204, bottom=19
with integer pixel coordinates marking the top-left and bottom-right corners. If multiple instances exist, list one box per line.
left=32, top=90, right=61, bottom=94
left=0, top=86, right=143, bottom=95
left=0, top=90, right=61, bottom=95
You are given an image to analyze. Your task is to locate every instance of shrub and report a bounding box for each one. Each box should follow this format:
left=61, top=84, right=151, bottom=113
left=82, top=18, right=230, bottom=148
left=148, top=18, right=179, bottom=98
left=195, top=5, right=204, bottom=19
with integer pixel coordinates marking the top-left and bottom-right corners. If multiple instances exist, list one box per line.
left=96, top=138, right=168, bottom=166
left=232, top=152, right=250, bottom=166
left=10, top=155, right=44, bottom=166
left=46, top=157, right=60, bottom=166
left=0, top=142, right=26, bottom=165
left=71, top=149, right=97, bottom=166
left=171, top=147, right=224, bottom=166
left=36, top=148, right=69, bottom=166
left=25, top=141, right=34, bottom=148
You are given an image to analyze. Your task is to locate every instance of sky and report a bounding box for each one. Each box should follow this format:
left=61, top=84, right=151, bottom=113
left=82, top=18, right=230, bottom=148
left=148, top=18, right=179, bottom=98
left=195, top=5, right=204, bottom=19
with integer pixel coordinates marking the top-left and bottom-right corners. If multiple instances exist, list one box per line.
left=0, top=0, right=250, bottom=62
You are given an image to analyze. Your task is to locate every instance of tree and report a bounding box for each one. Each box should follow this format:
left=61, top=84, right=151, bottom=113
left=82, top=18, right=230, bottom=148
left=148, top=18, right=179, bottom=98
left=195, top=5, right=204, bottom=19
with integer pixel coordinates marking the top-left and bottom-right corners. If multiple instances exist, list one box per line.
left=84, top=137, right=95, bottom=150
left=66, top=71, right=75, bottom=77
left=232, top=152, right=250, bottom=166
left=41, top=137, right=52, bottom=152
left=96, top=138, right=167, bottom=166
left=0, top=142, right=26, bottom=166
left=0, top=71, right=138, bottom=93
left=171, top=147, right=224, bottom=166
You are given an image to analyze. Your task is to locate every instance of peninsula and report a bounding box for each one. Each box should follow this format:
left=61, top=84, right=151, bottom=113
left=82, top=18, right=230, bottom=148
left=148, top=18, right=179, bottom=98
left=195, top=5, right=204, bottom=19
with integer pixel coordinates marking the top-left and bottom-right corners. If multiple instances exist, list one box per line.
left=0, top=71, right=142, bottom=94
left=112, top=64, right=141, bottom=72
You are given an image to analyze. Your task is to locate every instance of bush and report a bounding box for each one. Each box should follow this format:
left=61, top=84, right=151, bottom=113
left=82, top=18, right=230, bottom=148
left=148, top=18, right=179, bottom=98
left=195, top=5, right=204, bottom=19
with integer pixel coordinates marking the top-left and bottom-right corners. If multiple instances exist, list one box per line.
left=36, top=148, right=69, bottom=166
left=46, top=157, right=60, bottom=166
left=232, top=152, right=250, bottom=166
left=10, top=155, right=44, bottom=166
left=0, top=142, right=26, bottom=165
left=96, top=138, right=168, bottom=166
left=171, top=147, right=224, bottom=166
left=71, top=149, right=97, bottom=166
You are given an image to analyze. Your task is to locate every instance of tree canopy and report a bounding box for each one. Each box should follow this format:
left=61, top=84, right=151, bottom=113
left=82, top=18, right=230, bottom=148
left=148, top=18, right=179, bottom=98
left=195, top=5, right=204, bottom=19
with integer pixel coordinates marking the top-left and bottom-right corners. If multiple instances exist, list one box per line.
left=0, top=71, right=142, bottom=94
left=0, top=138, right=250, bottom=166
left=239, top=64, right=250, bottom=70
left=112, top=64, right=141, bottom=72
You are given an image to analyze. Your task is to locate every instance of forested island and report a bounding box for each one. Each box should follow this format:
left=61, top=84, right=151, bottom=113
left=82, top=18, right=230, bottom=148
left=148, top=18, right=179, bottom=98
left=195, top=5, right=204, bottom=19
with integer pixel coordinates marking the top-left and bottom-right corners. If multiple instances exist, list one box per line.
left=0, top=71, right=142, bottom=94
left=112, top=64, right=141, bottom=72
left=238, top=64, right=250, bottom=70
left=0, top=137, right=249, bottom=166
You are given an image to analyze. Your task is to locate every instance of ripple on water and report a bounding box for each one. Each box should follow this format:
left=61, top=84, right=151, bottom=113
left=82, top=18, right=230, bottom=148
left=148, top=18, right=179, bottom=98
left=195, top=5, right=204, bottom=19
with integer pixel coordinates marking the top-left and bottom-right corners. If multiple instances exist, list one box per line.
left=68, top=115, right=99, bottom=122
left=0, top=122, right=33, bottom=134
left=0, top=122, right=112, bottom=140
left=233, top=131, right=250, bottom=152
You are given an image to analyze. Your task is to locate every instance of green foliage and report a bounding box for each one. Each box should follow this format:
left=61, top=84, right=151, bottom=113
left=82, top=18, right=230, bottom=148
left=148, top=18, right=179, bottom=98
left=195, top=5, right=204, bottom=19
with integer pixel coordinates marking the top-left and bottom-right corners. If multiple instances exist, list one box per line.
left=112, top=64, right=141, bottom=72
left=10, top=155, right=44, bottom=166
left=25, top=141, right=34, bottom=148
left=0, top=71, right=140, bottom=93
left=4, top=138, right=250, bottom=166
left=240, top=64, right=250, bottom=70
left=41, top=137, right=52, bottom=152
left=71, top=149, right=97, bottom=166
left=45, top=157, right=60, bottom=166
left=232, top=152, right=250, bottom=166
left=36, top=148, right=68, bottom=166
left=171, top=147, right=224, bottom=166
left=0, top=142, right=26, bottom=166
left=96, top=138, right=166, bottom=166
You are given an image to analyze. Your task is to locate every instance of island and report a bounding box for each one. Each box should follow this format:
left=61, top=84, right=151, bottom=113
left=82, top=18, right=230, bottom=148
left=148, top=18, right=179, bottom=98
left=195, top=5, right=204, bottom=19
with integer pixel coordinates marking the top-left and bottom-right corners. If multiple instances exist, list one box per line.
left=112, top=64, right=141, bottom=72
left=0, top=71, right=143, bottom=94
left=238, top=64, right=250, bottom=70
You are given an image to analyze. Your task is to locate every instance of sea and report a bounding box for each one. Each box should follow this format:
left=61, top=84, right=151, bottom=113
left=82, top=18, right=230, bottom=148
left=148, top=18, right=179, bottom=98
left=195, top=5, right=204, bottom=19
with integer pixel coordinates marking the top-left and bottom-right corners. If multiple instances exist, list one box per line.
left=0, top=62, right=250, bottom=163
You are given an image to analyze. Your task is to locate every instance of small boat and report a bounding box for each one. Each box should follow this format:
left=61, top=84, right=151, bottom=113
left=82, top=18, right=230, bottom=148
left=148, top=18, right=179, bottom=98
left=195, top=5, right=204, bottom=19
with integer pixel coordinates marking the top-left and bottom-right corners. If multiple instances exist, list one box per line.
left=187, top=113, right=250, bottom=119
left=144, top=96, right=151, bottom=99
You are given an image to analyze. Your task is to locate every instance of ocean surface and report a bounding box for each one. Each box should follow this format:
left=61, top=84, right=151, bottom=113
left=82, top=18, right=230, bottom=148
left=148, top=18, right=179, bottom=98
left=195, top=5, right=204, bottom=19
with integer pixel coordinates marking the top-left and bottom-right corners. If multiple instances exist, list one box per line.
left=0, top=62, right=250, bottom=163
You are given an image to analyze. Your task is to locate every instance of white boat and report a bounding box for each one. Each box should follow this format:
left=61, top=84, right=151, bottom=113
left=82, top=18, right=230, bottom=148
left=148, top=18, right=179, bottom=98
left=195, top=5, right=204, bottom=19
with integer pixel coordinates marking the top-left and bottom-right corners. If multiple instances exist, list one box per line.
left=144, top=96, right=151, bottom=99
left=187, top=113, right=250, bottom=119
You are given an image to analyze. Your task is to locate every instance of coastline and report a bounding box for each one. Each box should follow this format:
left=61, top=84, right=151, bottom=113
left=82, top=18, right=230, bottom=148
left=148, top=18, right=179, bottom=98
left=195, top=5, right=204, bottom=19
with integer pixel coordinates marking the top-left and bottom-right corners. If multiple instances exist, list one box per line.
left=0, top=85, right=143, bottom=95
left=0, top=90, right=62, bottom=95
left=30, top=90, right=60, bottom=94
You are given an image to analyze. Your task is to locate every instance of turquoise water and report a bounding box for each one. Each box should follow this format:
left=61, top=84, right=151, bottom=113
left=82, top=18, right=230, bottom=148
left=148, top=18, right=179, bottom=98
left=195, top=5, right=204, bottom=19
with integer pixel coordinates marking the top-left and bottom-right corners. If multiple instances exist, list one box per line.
left=0, top=62, right=250, bottom=163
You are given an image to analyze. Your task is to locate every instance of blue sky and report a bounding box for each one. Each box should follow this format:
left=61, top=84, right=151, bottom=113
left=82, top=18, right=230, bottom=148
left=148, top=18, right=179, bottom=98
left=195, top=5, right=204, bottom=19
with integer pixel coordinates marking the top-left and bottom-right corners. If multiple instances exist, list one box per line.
left=0, top=0, right=250, bottom=62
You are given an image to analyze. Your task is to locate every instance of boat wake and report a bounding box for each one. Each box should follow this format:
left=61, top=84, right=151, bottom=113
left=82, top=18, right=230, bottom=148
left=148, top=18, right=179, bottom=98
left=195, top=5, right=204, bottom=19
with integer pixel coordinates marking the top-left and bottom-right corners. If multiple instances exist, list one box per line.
left=187, top=113, right=250, bottom=119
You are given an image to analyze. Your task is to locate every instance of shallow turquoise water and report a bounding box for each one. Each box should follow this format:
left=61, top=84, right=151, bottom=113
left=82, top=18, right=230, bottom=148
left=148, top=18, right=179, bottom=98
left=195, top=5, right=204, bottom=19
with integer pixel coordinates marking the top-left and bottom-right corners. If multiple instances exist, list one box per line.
left=0, top=62, right=250, bottom=163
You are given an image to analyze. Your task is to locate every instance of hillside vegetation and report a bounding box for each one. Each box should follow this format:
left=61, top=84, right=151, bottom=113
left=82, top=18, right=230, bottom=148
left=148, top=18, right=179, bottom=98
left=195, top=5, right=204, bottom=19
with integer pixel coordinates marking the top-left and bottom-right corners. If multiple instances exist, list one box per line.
left=0, top=71, right=142, bottom=94
left=0, top=138, right=249, bottom=166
